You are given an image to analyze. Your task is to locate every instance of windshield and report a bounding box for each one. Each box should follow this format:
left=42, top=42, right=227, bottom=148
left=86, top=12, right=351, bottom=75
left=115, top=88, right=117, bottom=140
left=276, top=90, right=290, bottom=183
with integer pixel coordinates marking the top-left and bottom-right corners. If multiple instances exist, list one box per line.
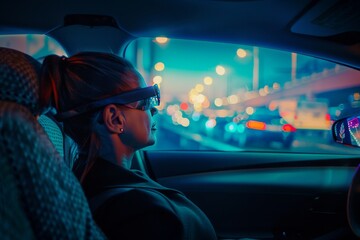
left=125, top=37, right=360, bottom=154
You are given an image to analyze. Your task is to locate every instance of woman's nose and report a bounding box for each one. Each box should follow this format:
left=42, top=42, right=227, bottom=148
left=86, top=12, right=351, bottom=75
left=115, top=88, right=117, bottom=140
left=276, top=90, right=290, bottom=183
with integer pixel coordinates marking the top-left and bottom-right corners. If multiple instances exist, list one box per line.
left=151, top=106, right=158, bottom=116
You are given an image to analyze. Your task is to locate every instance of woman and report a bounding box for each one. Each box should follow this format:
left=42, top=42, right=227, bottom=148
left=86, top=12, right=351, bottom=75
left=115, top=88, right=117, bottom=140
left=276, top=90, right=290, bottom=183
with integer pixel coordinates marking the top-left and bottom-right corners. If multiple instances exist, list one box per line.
left=40, top=52, right=217, bottom=240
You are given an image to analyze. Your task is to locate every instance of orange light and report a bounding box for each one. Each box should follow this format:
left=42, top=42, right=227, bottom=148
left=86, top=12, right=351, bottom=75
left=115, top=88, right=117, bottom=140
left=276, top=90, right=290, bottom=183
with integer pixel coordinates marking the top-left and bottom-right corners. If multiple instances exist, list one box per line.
left=282, top=124, right=296, bottom=132
left=154, top=62, right=165, bottom=71
left=236, top=48, right=247, bottom=58
left=246, top=120, right=266, bottom=130
left=155, top=37, right=169, bottom=44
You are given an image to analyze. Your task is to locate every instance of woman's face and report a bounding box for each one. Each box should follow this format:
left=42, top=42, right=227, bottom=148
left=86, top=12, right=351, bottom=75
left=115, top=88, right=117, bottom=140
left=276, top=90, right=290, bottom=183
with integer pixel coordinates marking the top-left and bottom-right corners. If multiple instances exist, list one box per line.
left=120, top=77, right=158, bottom=150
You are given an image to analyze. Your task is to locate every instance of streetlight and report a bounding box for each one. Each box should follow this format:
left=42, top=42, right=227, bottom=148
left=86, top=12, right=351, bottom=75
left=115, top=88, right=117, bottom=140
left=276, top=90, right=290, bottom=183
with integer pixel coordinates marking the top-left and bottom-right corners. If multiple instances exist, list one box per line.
left=155, top=37, right=169, bottom=44
left=216, top=65, right=226, bottom=76
left=236, top=48, right=247, bottom=58
left=154, top=62, right=165, bottom=71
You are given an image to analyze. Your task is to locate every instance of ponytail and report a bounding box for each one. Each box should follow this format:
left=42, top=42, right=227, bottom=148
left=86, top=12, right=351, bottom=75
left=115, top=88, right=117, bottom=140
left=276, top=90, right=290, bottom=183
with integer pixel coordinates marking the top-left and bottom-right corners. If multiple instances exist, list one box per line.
left=39, top=55, right=65, bottom=114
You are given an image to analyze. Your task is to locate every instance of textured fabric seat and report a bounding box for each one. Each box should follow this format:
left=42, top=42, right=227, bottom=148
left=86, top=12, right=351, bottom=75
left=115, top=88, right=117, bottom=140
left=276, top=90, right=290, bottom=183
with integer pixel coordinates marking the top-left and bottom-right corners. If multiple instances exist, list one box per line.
left=38, top=114, right=65, bottom=158
left=0, top=47, right=105, bottom=239
left=38, top=113, right=78, bottom=168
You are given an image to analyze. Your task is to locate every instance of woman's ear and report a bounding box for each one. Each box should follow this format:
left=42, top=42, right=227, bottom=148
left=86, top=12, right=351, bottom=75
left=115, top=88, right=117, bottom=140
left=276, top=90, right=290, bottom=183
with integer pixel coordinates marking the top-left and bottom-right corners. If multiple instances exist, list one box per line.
left=102, top=104, right=124, bottom=134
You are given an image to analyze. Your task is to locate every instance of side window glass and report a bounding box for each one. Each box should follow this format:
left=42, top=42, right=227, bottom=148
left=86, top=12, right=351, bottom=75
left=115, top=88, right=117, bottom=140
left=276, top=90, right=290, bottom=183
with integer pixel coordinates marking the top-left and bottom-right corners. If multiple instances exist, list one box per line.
left=133, top=38, right=359, bottom=154
left=0, top=34, right=67, bottom=61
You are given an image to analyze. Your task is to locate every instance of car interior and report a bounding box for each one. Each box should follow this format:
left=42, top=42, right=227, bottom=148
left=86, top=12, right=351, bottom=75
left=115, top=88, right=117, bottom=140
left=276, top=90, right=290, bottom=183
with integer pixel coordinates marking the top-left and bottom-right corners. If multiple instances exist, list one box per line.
left=1, top=0, right=360, bottom=239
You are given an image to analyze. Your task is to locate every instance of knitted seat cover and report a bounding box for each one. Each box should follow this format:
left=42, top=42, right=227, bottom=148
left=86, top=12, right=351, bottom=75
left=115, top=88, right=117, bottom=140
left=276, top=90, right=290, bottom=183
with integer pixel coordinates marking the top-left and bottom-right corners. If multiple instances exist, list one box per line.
left=0, top=47, right=105, bottom=239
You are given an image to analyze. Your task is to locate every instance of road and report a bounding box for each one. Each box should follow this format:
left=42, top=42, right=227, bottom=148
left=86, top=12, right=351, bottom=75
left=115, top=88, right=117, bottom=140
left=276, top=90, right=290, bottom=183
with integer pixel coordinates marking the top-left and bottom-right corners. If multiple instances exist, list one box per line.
left=146, top=118, right=360, bottom=155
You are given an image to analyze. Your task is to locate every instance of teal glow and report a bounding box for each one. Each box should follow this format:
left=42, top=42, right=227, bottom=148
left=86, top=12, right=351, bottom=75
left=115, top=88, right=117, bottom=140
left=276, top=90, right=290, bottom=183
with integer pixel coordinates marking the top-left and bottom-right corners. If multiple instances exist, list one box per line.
left=237, top=124, right=245, bottom=133
left=225, top=122, right=237, bottom=133
left=192, top=112, right=201, bottom=121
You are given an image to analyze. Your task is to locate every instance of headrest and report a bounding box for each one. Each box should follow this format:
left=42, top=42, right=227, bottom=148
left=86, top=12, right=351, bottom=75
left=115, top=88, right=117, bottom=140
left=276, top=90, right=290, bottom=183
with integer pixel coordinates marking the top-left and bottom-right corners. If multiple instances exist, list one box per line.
left=0, top=101, right=104, bottom=239
left=0, top=47, right=104, bottom=239
left=0, top=47, right=42, bottom=115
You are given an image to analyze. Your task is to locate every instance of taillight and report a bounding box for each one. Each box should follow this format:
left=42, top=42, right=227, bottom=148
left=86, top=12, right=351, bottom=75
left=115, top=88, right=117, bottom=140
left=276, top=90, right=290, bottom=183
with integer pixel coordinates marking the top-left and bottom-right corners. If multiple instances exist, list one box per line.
left=326, top=113, right=331, bottom=121
left=246, top=120, right=266, bottom=130
left=282, top=123, right=296, bottom=132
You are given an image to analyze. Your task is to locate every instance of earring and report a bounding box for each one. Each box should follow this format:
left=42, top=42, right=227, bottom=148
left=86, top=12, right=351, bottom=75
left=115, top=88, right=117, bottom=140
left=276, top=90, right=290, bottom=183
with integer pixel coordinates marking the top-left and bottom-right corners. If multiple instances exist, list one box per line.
left=119, top=128, right=124, bottom=133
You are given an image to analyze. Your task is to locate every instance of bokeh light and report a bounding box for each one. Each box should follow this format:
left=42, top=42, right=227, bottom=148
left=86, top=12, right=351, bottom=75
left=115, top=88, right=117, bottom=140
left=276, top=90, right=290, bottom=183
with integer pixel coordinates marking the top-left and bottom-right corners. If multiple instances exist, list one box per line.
left=203, top=76, right=213, bottom=85
left=227, top=95, right=238, bottom=104
left=236, top=48, right=247, bottom=58
left=216, top=65, right=226, bottom=75
left=155, top=37, right=169, bottom=44
left=195, top=84, right=204, bottom=92
left=154, top=62, right=165, bottom=71
left=214, top=98, right=223, bottom=107
left=205, top=119, right=217, bottom=129
left=246, top=106, right=254, bottom=115
left=153, top=75, right=163, bottom=84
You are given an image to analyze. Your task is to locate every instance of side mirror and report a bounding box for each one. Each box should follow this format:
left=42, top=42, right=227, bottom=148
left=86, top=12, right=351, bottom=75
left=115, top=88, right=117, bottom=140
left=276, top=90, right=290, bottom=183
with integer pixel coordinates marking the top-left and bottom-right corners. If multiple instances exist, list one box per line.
left=332, top=115, right=360, bottom=147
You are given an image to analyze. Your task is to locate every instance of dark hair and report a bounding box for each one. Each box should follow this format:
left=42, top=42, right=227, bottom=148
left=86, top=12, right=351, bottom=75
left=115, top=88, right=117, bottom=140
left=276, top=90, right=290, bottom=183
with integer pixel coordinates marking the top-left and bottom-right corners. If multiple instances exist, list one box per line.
left=40, top=52, right=142, bottom=181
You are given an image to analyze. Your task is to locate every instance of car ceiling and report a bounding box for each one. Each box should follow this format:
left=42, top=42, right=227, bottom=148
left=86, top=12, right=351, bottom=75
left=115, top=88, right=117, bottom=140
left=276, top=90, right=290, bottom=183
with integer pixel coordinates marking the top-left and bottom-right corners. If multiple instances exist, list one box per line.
left=1, top=0, right=359, bottom=68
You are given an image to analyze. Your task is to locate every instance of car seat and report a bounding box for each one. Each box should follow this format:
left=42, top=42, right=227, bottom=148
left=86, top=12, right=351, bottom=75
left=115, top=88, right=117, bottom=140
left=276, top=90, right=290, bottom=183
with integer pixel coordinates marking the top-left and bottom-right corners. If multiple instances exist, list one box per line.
left=0, top=47, right=105, bottom=239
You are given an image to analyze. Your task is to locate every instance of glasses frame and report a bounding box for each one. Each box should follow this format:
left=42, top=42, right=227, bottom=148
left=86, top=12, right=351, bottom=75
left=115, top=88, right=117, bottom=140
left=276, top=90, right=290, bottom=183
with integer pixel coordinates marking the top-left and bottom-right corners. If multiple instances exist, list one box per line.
left=56, top=84, right=160, bottom=121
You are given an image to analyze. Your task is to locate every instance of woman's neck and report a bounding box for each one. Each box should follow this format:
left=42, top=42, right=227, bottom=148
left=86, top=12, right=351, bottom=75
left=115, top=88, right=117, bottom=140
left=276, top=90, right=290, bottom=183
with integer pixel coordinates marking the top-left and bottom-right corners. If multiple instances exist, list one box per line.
left=98, top=132, right=134, bottom=169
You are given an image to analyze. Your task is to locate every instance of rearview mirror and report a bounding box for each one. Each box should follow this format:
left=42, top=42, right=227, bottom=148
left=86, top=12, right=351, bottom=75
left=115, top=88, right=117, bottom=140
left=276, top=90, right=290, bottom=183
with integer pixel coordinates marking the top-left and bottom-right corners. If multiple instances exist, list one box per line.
left=333, top=115, right=360, bottom=147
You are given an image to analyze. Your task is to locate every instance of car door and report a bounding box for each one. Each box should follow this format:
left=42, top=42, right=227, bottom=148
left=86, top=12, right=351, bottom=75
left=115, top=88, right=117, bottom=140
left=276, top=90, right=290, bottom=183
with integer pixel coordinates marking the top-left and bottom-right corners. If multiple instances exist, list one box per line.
left=126, top=37, right=360, bottom=239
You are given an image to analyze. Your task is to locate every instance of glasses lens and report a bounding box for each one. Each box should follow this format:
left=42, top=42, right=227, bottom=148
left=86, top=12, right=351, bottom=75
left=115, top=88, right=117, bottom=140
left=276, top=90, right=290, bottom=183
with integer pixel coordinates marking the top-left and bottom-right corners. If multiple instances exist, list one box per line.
left=125, top=84, right=161, bottom=111
left=153, top=84, right=160, bottom=105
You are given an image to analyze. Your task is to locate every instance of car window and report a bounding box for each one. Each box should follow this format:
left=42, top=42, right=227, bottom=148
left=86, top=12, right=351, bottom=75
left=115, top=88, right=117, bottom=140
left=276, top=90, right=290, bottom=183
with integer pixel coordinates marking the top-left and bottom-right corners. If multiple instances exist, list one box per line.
left=125, top=37, right=360, bottom=154
left=0, top=34, right=66, bottom=61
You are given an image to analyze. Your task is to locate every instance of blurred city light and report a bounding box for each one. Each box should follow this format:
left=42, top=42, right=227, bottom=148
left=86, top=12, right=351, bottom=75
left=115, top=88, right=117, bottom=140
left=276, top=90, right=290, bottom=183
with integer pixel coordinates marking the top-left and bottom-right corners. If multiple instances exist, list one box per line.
left=154, top=62, right=165, bottom=71
left=259, top=88, right=267, bottom=96
left=354, top=92, right=360, bottom=101
left=181, top=118, right=190, bottom=127
left=166, top=105, right=179, bottom=115
left=273, top=82, right=280, bottom=90
left=246, top=120, right=266, bottom=130
left=205, top=119, right=217, bottom=129
left=153, top=75, right=163, bottom=84
left=237, top=124, right=245, bottom=133
left=203, top=76, right=213, bottom=85
left=195, top=94, right=206, bottom=103
left=180, top=102, right=189, bottom=111
left=246, top=106, right=254, bottom=115
left=264, top=85, right=270, bottom=94
left=236, top=48, right=247, bottom=58
left=155, top=37, right=169, bottom=44
left=216, top=65, right=226, bottom=75
left=195, top=84, right=204, bottom=92
left=225, top=122, right=237, bottom=133
left=202, top=98, right=210, bottom=108
left=192, top=112, right=201, bottom=121
left=227, top=95, right=238, bottom=104
left=269, top=101, right=278, bottom=111
left=214, top=98, right=223, bottom=107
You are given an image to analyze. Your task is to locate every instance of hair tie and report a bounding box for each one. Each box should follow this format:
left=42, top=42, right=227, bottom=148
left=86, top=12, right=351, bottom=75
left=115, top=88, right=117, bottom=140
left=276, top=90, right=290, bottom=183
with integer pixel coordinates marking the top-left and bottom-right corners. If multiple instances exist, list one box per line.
left=60, top=55, right=67, bottom=66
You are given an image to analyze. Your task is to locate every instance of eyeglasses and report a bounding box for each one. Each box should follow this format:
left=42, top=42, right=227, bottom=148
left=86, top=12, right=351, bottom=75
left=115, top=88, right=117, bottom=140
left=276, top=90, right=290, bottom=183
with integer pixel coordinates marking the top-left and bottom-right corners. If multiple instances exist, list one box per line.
left=55, top=84, right=160, bottom=121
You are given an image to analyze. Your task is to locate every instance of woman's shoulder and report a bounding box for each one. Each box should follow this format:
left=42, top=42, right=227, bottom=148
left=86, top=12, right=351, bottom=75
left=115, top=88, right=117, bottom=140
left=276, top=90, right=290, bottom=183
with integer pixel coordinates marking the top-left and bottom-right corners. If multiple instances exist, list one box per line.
left=99, top=186, right=176, bottom=214
left=94, top=187, right=184, bottom=239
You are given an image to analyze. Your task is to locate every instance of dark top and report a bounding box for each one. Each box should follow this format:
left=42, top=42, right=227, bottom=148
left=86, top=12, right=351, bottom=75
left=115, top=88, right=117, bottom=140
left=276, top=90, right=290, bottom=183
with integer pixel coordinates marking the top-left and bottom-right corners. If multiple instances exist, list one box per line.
left=81, top=157, right=217, bottom=240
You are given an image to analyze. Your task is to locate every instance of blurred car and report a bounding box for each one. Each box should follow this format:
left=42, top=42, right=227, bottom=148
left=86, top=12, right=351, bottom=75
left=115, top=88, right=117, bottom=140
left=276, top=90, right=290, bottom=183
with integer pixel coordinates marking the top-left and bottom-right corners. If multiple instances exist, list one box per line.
left=1, top=0, right=360, bottom=239
left=235, top=108, right=296, bottom=149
